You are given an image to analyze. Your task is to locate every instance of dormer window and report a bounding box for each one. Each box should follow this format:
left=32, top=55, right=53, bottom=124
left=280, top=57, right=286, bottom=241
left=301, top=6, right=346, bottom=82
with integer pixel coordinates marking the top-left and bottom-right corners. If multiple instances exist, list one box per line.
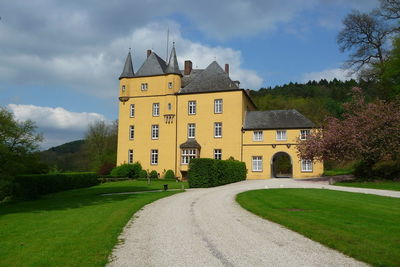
left=141, top=83, right=148, bottom=91
left=122, top=85, right=126, bottom=92
left=168, top=82, right=173, bottom=89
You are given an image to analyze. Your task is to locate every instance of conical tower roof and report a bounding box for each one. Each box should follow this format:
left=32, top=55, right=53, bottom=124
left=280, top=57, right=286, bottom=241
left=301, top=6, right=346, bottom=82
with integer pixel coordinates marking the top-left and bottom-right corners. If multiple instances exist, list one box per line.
left=135, top=51, right=167, bottom=77
left=119, top=51, right=135, bottom=80
left=166, top=45, right=181, bottom=76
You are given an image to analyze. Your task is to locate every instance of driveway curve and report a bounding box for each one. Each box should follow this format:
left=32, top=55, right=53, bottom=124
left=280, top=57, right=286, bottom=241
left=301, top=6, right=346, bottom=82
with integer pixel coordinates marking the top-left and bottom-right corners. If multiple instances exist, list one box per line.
left=108, top=179, right=398, bottom=267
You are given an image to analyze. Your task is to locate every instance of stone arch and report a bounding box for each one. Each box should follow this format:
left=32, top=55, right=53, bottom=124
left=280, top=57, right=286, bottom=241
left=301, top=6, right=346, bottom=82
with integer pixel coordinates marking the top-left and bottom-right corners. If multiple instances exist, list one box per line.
left=271, top=152, right=292, bottom=178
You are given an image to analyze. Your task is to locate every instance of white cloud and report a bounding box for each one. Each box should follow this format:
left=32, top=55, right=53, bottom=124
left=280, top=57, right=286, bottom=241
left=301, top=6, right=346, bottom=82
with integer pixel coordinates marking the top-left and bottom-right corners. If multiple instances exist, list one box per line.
left=301, top=68, right=357, bottom=82
left=8, top=104, right=106, bottom=131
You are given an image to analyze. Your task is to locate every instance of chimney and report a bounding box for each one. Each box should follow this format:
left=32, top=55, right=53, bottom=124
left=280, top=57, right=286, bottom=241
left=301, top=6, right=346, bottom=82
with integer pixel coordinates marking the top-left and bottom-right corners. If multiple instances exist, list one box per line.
left=225, top=64, right=229, bottom=75
left=147, top=49, right=152, bottom=58
left=184, top=60, right=192, bottom=75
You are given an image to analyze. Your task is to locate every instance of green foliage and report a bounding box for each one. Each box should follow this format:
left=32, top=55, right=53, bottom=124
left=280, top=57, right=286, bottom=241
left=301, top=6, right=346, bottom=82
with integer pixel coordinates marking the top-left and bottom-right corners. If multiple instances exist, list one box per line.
left=97, top=162, right=115, bottom=176
left=334, top=181, right=400, bottom=191
left=13, top=172, right=99, bottom=199
left=164, top=169, right=175, bottom=179
left=188, top=158, right=247, bottom=188
left=354, top=159, right=400, bottom=180
left=110, top=162, right=143, bottom=178
left=139, top=170, right=148, bottom=179
left=149, top=170, right=159, bottom=179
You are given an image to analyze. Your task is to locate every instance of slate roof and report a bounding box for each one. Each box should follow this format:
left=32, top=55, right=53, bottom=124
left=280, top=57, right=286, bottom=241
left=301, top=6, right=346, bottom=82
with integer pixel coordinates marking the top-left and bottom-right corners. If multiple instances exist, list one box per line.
left=180, top=139, right=201, bottom=149
left=119, top=51, right=135, bottom=79
left=179, top=61, right=239, bottom=94
left=181, top=69, right=204, bottom=87
left=135, top=51, right=167, bottom=77
left=243, top=110, right=315, bottom=130
left=165, top=46, right=181, bottom=75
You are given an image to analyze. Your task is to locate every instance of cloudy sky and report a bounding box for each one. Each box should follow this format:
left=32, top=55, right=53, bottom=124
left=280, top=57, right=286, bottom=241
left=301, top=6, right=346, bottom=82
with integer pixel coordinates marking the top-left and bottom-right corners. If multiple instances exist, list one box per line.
left=0, top=0, right=379, bottom=149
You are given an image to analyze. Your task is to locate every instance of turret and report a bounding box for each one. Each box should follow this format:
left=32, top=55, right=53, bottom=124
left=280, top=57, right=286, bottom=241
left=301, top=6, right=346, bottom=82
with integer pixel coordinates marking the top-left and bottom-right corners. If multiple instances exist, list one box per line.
left=119, top=50, right=135, bottom=80
left=165, top=43, right=182, bottom=76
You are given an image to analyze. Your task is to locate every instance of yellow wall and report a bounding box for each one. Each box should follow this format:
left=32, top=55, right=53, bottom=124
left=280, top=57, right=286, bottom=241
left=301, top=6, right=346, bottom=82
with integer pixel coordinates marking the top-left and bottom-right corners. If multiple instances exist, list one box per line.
left=242, top=129, right=323, bottom=179
left=117, top=73, right=323, bottom=179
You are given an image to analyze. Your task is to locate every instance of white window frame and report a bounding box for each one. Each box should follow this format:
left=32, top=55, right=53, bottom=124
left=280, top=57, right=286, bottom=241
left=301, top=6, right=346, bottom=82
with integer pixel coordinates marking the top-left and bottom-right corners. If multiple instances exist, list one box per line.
left=253, top=131, right=263, bottom=141
left=214, top=122, right=222, bottom=138
left=214, top=99, right=223, bottom=114
left=168, top=82, right=173, bottom=89
left=129, top=104, right=135, bottom=118
left=151, top=149, right=158, bottom=165
left=252, top=156, right=263, bottom=172
left=188, top=101, right=196, bottom=115
left=128, top=149, right=133, bottom=164
left=188, top=123, right=196, bottom=138
left=181, top=149, right=197, bottom=164
left=300, top=129, right=310, bottom=140
left=152, top=103, right=160, bottom=116
left=151, top=124, right=159, bottom=140
left=214, top=149, right=222, bottom=160
left=301, top=159, right=313, bottom=172
left=141, top=83, right=148, bottom=91
left=276, top=130, right=287, bottom=141
left=122, top=85, right=126, bottom=92
left=129, top=125, right=134, bottom=140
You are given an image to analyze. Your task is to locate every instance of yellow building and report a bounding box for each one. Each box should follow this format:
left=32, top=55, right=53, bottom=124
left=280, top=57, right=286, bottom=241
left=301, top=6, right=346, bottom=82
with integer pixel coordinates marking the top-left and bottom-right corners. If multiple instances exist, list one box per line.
left=117, top=47, right=323, bottom=179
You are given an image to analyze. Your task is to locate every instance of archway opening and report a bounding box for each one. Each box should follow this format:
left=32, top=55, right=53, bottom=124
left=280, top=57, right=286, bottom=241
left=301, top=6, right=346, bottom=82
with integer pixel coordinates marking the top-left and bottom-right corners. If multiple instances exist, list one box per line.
left=271, top=152, right=292, bottom=178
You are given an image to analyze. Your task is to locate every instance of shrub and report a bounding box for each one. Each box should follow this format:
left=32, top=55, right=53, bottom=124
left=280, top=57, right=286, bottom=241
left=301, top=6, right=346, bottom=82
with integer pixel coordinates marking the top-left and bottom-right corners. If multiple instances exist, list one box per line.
left=13, top=172, right=99, bottom=199
left=149, top=170, right=159, bottom=179
left=139, top=170, right=148, bottom=179
left=371, top=160, right=400, bottom=180
left=0, top=177, right=13, bottom=201
left=164, top=169, right=175, bottom=179
left=97, top=162, right=115, bottom=176
left=188, top=158, right=247, bottom=188
left=110, top=162, right=142, bottom=178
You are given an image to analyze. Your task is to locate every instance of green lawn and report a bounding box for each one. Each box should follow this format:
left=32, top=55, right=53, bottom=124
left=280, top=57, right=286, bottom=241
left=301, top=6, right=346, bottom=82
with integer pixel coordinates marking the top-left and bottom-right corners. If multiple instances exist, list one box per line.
left=334, top=181, right=400, bottom=191
left=236, top=189, right=400, bottom=266
left=323, top=168, right=354, bottom=176
left=0, top=180, right=187, bottom=267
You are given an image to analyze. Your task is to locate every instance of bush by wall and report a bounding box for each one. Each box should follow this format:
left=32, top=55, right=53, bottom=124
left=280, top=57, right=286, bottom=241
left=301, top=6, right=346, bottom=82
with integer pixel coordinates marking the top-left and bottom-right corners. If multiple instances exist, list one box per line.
left=139, top=170, right=148, bottom=179
left=354, top=159, right=400, bottom=180
left=164, top=169, right=175, bottom=179
left=110, top=162, right=142, bottom=178
left=13, top=172, right=99, bottom=199
left=149, top=170, right=159, bottom=179
left=188, top=158, right=247, bottom=188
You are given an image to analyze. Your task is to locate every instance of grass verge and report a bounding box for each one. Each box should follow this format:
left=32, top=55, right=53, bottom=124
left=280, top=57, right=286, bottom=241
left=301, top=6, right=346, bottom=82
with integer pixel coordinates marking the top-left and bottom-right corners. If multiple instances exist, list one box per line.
left=334, top=181, right=400, bottom=191
left=236, top=188, right=400, bottom=266
left=323, top=168, right=354, bottom=176
left=0, top=180, right=187, bottom=266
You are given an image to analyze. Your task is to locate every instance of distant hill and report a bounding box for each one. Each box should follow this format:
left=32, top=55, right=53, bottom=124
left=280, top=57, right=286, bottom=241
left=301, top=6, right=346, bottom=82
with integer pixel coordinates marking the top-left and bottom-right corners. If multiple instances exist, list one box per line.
left=40, top=140, right=91, bottom=172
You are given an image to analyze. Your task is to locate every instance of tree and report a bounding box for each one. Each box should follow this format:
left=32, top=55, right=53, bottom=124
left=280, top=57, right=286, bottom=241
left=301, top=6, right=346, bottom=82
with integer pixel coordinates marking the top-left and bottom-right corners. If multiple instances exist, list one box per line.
left=381, top=37, right=400, bottom=96
left=377, top=0, right=400, bottom=21
left=84, top=120, right=117, bottom=172
left=297, top=87, right=400, bottom=165
left=337, top=11, right=395, bottom=72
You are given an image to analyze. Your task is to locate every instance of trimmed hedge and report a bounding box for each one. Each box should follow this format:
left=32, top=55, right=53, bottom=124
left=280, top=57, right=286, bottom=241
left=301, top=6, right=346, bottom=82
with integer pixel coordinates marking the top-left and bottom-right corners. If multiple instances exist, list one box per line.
left=164, top=169, right=175, bottom=179
left=14, top=172, right=99, bottom=199
left=110, top=162, right=142, bottom=178
left=188, top=158, right=247, bottom=188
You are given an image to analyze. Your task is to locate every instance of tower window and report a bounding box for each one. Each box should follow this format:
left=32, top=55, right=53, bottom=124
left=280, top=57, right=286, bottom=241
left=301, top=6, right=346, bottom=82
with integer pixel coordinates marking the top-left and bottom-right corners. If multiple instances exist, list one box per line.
left=129, top=125, right=134, bottom=140
left=214, top=122, right=222, bottom=138
left=129, top=104, right=135, bottom=117
left=188, top=101, right=196, bottom=115
left=214, top=149, right=222, bottom=160
left=122, top=85, right=126, bottom=92
left=141, top=83, right=148, bottom=91
left=151, top=149, right=158, bottom=165
left=128, top=149, right=133, bottom=164
left=188, top=123, right=195, bottom=138
left=214, top=99, right=223, bottom=114
left=168, top=82, right=173, bottom=89
left=168, top=103, right=172, bottom=110
left=151, top=125, right=159, bottom=139
left=153, top=103, right=160, bottom=116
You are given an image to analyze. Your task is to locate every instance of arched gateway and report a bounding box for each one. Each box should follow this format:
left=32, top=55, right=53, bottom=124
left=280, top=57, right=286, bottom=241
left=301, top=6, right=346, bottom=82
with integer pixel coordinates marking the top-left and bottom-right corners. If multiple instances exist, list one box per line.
left=271, top=152, right=292, bottom=178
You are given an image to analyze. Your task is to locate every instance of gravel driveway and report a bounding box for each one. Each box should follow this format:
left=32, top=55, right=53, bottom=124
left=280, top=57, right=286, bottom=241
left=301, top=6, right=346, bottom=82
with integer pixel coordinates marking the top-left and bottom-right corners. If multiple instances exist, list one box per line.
left=108, top=179, right=399, bottom=267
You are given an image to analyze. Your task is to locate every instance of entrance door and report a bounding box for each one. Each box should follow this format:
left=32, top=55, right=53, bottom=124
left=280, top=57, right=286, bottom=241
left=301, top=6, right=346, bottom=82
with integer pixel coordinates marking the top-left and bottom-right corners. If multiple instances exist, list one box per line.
left=271, top=152, right=292, bottom=178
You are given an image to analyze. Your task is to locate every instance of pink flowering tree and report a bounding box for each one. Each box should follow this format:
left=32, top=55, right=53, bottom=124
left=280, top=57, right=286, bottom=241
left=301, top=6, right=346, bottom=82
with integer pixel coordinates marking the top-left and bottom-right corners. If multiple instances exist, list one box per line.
left=297, top=87, right=400, bottom=165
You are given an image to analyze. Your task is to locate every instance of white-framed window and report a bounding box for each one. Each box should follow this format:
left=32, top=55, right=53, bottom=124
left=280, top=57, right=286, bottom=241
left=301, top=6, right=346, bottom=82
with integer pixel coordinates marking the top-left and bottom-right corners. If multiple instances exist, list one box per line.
left=152, top=103, right=160, bottom=116
left=214, top=149, right=222, bottom=160
left=151, top=124, right=159, bottom=139
left=128, top=149, right=133, bottom=164
left=253, top=131, right=263, bottom=141
left=301, top=159, right=313, bottom=172
left=188, top=101, right=196, bottom=115
left=300, top=129, right=310, bottom=140
left=129, top=125, right=134, bottom=140
left=188, top=123, right=196, bottom=138
left=276, top=130, right=287, bottom=141
left=168, top=82, right=173, bottom=89
left=168, top=103, right=172, bottom=110
left=252, top=156, right=263, bottom=172
left=129, top=104, right=135, bottom=117
left=141, top=83, right=148, bottom=91
left=214, top=122, right=222, bottom=138
left=181, top=149, right=197, bottom=164
left=151, top=149, right=158, bottom=165
left=122, top=85, right=126, bottom=92
left=214, top=99, right=223, bottom=114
